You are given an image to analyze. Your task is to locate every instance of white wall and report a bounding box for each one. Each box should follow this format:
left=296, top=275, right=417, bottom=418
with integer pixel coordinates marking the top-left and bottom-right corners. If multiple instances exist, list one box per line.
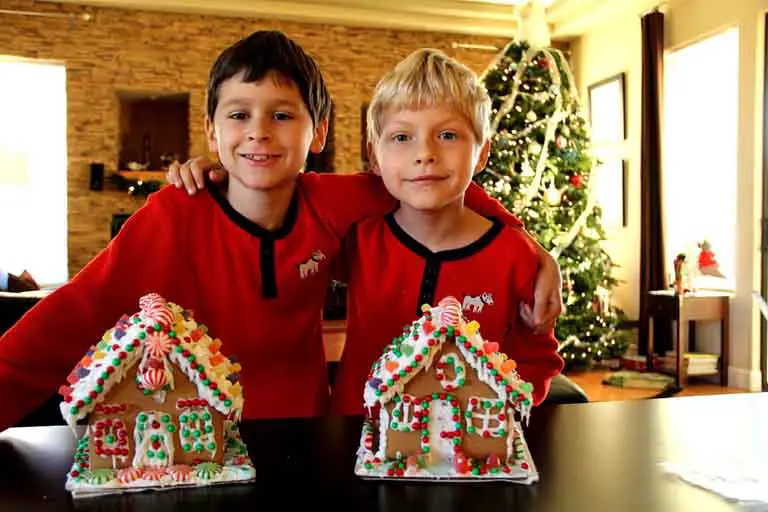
left=571, top=0, right=767, bottom=390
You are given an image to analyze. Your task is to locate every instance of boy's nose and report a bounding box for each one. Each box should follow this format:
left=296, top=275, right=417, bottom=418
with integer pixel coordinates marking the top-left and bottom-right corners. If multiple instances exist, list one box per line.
left=246, top=120, right=271, bottom=141
left=415, top=142, right=437, bottom=165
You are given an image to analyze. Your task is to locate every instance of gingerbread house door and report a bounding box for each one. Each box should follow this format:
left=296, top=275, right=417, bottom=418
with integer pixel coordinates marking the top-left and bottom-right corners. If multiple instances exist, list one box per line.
left=133, top=411, right=174, bottom=467
left=427, top=398, right=459, bottom=462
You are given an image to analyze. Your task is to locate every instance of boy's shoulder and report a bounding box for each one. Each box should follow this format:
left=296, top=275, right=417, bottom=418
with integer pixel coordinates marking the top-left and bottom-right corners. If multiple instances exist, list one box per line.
left=489, top=221, right=540, bottom=261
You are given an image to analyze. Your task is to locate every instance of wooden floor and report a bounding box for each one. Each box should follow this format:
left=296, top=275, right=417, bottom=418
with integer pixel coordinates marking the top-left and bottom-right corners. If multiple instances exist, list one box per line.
left=567, top=370, right=753, bottom=401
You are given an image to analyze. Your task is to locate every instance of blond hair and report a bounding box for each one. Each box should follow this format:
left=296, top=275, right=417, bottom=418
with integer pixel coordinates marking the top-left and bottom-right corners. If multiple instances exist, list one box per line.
left=366, top=48, right=491, bottom=146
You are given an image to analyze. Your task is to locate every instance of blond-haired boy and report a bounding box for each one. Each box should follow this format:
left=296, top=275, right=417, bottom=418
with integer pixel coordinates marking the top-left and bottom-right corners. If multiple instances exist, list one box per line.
left=330, top=48, right=563, bottom=414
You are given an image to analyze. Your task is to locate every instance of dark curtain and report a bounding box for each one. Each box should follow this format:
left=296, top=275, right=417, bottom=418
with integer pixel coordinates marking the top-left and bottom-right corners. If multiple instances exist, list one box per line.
left=639, top=10, right=668, bottom=355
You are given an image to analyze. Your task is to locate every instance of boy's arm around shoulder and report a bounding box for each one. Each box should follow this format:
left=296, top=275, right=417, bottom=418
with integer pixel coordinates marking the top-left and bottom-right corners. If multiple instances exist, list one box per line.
left=0, top=186, right=188, bottom=432
left=300, top=172, right=396, bottom=239
left=503, top=232, right=564, bottom=407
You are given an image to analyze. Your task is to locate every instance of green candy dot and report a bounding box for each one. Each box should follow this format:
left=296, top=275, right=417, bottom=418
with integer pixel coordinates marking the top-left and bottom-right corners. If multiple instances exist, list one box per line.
left=194, top=443, right=203, bottom=452
left=168, top=331, right=176, bottom=338
left=452, top=438, right=460, bottom=445
left=138, top=332, right=146, bottom=340
left=202, top=412, right=211, bottom=421
left=70, top=405, right=79, bottom=414
left=204, top=425, right=213, bottom=433
left=483, top=401, right=491, bottom=409
left=179, top=415, right=187, bottom=423
left=106, top=434, right=115, bottom=444
left=125, top=344, right=134, bottom=352
left=183, top=443, right=191, bottom=452
left=393, top=410, right=401, bottom=418
left=138, top=423, right=145, bottom=431
left=190, top=413, right=198, bottom=421
left=151, top=434, right=159, bottom=442
left=147, top=450, right=154, bottom=458
left=224, top=399, right=232, bottom=407
left=193, top=430, right=201, bottom=438
left=207, top=442, right=216, bottom=451
left=175, top=346, right=183, bottom=353
left=101, top=371, right=109, bottom=380
left=112, top=358, right=121, bottom=366
left=95, top=385, right=103, bottom=393
left=391, top=422, right=399, bottom=429
left=157, top=451, right=165, bottom=460
left=161, top=415, right=170, bottom=423
left=447, top=356, right=454, bottom=364
left=167, top=425, right=176, bottom=433
left=83, top=397, right=91, bottom=405
left=467, top=425, right=476, bottom=434
left=183, top=429, right=190, bottom=437
left=138, top=414, right=147, bottom=422
left=452, top=407, right=459, bottom=414
left=422, top=446, right=430, bottom=453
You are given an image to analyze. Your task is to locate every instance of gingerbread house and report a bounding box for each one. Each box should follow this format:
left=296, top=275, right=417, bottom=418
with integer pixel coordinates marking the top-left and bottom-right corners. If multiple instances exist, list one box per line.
left=354, top=295, right=538, bottom=482
left=59, top=293, right=255, bottom=497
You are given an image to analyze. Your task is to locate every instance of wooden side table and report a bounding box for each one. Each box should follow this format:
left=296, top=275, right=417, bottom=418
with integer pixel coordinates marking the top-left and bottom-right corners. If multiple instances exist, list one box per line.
left=645, top=290, right=732, bottom=387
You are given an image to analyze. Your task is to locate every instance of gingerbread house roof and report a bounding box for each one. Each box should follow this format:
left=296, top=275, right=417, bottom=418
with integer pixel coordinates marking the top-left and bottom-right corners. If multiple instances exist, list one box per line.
left=58, top=293, right=244, bottom=428
left=363, top=296, right=534, bottom=417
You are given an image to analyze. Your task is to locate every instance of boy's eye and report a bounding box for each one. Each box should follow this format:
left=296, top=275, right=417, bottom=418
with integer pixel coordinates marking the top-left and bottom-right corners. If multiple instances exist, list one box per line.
left=392, top=133, right=410, bottom=143
left=439, top=131, right=458, bottom=140
left=274, top=112, right=294, bottom=121
left=228, top=112, right=247, bottom=120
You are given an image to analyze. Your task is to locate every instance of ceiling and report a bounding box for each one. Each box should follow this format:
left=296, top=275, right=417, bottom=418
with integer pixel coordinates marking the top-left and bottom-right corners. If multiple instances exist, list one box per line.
left=38, top=0, right=663, bottom=39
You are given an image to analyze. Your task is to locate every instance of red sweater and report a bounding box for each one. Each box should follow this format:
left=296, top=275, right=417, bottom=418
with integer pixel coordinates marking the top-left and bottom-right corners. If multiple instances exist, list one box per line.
left=0, top=173, right=520, bottom=430
left=330, top=213, right=564, bottom=415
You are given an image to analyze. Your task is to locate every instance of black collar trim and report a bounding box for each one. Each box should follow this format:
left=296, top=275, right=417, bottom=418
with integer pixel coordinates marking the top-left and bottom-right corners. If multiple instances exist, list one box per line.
left=207, top=181, right=299, bottom=240
left=385, top=212, right=503, bottom=261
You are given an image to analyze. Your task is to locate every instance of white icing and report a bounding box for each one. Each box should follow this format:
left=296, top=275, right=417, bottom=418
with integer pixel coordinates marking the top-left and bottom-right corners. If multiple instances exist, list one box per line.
left=377, top=406, right=389, bottom=459
left=132, top=411, right=174, bottom=467
left=178, top=406, right=216, bottom=458
left=436, top=353, right=465, bottom=390
left=465, top=396, right=506, bottom=438
left=90, top=420, right=129, bottom=469
left=389, top=395, right=419, bottom=432
left=426, top=399, right=458, bottom=462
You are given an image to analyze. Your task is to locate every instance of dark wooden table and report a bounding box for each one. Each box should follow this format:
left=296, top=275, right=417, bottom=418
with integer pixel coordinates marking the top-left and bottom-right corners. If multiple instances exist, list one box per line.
left=0, top=393, right=765, bottom=511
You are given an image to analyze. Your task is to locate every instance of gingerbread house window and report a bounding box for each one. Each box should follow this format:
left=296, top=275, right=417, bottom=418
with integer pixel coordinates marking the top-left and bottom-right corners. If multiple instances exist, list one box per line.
left=177, top=399, right=217, bottom=455
left=133, top=411, right=177, bottom=467
left=389, top=394, right=420, bottom=432
left=435, top=353, right=466, bottom=391
left=91, top=416, right=130, bottom=468
left=465, top=397, right=507, bottom=438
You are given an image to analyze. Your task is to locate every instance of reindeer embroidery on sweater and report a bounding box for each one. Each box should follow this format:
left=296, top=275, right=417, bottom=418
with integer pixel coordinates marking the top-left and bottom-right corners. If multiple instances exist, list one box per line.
left=462, top=292, right=494, bottom=313
left=298, top=250, right=326, bottom=279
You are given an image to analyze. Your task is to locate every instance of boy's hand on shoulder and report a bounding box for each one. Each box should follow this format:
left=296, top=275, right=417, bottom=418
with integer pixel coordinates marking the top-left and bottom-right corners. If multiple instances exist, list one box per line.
left=166, top=156, right=227, bottom=195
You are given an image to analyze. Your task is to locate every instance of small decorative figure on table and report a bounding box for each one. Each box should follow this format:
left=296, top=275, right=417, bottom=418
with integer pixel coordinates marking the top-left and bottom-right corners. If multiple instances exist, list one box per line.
left=673, top=253, right=688, bottom=294
left=697, top=240, right=725, bottom=278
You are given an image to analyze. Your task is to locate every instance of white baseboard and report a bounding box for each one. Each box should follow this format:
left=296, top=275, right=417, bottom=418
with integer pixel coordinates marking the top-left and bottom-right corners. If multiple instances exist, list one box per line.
left=728, top=366, right=763, bottom=391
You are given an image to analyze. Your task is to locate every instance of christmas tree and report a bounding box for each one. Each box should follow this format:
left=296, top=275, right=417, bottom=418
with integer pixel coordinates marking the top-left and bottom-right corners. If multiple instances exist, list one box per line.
left=474, top=0, right=630, bottom=370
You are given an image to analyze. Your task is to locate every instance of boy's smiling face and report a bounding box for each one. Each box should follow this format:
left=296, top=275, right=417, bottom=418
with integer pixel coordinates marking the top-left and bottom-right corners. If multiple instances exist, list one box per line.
left=372, top=104, right=489, bottom=211
left=206, top=70, right=327, bottom=192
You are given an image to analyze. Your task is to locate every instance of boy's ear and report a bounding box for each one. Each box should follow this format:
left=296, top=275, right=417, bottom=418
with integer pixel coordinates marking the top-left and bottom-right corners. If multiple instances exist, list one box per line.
left=205, top=117, right=218, bottom=153
left=367, top=141, right=382, bottom=175
left=473, top=139, right=491, bottom=175
left=309, top=118, right=329, bottom=154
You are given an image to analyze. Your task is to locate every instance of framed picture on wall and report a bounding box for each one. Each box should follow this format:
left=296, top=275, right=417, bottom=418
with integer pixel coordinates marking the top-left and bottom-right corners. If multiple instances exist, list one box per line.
left=594, top=159, right=628, bottom=228
left=588, top=73, right=626, bottom=144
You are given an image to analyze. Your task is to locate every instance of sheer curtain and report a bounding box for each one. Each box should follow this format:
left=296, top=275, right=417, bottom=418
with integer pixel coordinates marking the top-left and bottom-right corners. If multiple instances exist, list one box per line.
left=0, top=58, right=68, bottom=286
left=663, top=29, right=739, bottom=291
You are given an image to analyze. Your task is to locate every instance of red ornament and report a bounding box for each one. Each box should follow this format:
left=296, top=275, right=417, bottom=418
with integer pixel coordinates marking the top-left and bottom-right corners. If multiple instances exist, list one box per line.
left=570, top=175, right=583, bottom=188
left=453, top=452, right=470, bottom=474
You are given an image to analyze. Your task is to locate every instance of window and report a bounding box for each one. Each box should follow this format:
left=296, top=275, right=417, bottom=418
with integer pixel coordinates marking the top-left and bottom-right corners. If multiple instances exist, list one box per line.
left=663, top=29, right=739, bottom=290
left=0, top=58, right=68, bottom=286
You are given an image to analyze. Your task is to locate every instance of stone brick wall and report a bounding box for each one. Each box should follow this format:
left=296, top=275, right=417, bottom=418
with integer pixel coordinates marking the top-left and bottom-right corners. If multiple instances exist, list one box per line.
left=1, top=0, right=512, bottom=277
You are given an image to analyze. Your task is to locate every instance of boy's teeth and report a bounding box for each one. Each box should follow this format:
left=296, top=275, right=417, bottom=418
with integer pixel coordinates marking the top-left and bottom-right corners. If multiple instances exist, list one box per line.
left=243, top=154, right=270, bottom=161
